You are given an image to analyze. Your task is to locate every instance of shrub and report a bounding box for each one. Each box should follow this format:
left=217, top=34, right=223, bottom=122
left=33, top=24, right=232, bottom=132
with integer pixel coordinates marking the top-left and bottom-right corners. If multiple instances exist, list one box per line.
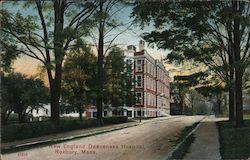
left=8, top=113, right=19, bottom=121
left=2, top=116, right=128, bottom=142
left=103, top=116, right=128, bottom=124
left=2, top=121, right=56, bottom=142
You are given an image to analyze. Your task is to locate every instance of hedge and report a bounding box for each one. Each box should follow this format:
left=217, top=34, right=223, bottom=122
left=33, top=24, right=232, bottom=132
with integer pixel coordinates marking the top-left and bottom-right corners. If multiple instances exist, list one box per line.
left=2, top=116, right=128, bottom=142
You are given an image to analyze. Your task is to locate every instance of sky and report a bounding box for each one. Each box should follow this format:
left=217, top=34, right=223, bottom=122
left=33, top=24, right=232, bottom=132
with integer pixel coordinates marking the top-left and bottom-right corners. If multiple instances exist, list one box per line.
left=2, top=1, right=192, bottom=80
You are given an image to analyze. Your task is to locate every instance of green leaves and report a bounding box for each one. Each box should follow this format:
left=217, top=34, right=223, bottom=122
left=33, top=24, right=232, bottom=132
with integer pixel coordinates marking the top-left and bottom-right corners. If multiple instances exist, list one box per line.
left=103, top=47, right=130, bottom=107
left=62, top=41, right=97, bottom=109
left=1, top=73, right=49, bottom=122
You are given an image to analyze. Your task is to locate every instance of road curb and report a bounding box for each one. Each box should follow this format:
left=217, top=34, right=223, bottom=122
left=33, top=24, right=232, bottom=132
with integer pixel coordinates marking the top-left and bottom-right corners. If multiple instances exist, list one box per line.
left=1, top=123, right=140, bottom=153
left=163, top=116, right=206, bottom=160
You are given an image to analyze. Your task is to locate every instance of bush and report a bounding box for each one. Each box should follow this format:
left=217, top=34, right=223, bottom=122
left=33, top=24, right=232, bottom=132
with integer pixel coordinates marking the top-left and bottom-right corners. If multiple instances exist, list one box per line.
left=8, top=114, right=19, bottom=121
left=7, top=113, right=34, bottom=123
left=2, top=121, right=56, bottom=142
left=103, top=116, right=128, bottom=124
left=2, top=116, right=128, bottom=142
left=32, top=116, right=50, bottom=122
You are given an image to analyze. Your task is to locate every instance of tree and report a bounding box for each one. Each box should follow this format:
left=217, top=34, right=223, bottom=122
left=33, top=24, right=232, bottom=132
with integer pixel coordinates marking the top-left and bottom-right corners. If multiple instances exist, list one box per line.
left=123, top=58, right=134, bottom=107
left=62, top=42, right=97, bottom=121
left=92, top=0, right=132, bottom=120
left=104, top=47, right=126, bottom=107
left=0, top=33, right=19, bottom=74
left=132, top=1, right=250, bottom=127
left=196, top=83, right=225, bottom=115
left=1, top=73, right=49, bottom=123
left=170, top=71, right=208, bottom=114
left=0, top=0, right=99, bottom=123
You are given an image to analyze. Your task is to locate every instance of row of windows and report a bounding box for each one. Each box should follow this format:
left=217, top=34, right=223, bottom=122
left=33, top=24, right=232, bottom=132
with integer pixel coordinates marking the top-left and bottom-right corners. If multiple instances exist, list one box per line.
left=136, top=59, right=168, bottom=83
left=135, top=110, right=157, bottom=117
left=32, top=109, right=49, bottom=115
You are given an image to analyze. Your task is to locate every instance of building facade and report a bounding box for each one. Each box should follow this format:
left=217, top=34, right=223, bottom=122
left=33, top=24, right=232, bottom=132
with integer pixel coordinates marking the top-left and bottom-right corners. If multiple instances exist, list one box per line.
left=132, top=40, right=170, bottom=118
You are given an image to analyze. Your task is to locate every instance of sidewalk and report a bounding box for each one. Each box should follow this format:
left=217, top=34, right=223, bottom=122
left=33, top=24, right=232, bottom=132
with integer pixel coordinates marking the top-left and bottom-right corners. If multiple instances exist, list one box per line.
left=184, top=116, right=225, bottom=160
left=1, top=116, right=177, bottom=153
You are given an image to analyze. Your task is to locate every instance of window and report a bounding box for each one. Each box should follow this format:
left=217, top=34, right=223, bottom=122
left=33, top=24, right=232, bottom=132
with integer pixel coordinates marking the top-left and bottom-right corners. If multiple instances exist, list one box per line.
left=136, top=75, right=142, bottom=87
left=137, top=111, right=141, bottom=116
left=127, top=111, right=132, bottom=117
left=36, top=109, right=39, bottom=114
left=136, top=92, right=142, bottom=104
left=137, top=60, right=142, bottom=71
left=93, top=112, right=97, bottom=118
left=127, top=59, right=132, bottom=65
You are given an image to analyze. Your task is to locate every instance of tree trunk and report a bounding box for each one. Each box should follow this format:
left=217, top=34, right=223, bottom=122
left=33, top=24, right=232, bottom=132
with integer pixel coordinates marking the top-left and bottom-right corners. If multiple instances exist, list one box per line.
left=50, top=0, right=65, bottom=124
left=50, top=82, right=61, bottom=123
left=78, top=106, right=83, bottom=121
left=111, top=77, right=115, bottom=107
left=229, top=64, right=235, bottom=121
left=96, top=1, right=104, bottom=121
left=18, top=112, right=26, bottom=123
left=226, top=14, right=235, bottom=121
left=233, top=1, right=244, bottom=128
left=235, top=70, right=244, bottom=127
left=217, top=99, right=222, bottom=115
left=1, top=111, right=7, bottom=125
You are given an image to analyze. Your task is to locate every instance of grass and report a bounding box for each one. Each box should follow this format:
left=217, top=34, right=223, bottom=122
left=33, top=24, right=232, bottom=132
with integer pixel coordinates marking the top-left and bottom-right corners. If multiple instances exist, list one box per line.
left=217, top=120, right=250, bottom=159
left=244, top=114, right=250, bottom=119
left=171, top=134, right=195, bottom=159
left=170, top=122, right=199, bottom=159
left=216, top=112, right=250, bottom=119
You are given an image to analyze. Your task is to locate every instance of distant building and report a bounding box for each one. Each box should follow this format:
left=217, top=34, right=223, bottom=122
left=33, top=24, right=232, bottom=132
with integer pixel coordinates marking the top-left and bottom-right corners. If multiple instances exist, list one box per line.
left=30, top=104, right=50, bottom=117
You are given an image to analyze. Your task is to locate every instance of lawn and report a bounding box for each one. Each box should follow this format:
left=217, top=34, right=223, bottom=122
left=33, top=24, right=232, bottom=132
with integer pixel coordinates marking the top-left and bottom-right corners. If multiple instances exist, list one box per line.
left=217, top=120, right=250, bottom=159
left=244, top=114, right=250, bottom=119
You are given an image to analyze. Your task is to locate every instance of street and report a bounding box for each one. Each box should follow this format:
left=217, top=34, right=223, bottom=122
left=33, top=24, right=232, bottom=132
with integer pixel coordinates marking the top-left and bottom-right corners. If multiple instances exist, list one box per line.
left=2, top=116, right=204, bottom=160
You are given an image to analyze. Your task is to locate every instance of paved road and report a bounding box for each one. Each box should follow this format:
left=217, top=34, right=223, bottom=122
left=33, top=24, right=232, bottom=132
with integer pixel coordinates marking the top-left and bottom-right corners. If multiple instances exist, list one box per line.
left=2, top=116, right=204, bottom=160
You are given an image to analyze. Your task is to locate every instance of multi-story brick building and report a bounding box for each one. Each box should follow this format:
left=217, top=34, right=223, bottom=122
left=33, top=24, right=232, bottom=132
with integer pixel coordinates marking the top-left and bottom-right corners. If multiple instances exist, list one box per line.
left=127, top=40, right=170, bottom=118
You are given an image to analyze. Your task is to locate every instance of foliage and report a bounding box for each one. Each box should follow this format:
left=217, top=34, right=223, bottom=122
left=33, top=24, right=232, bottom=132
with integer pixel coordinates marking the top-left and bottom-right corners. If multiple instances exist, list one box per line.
left=0, top=33, right=19, bottom=73
left=62, top=42, right=97, bottom=120
left=1, top=116, right=128, bottom=143
left=132, top=1, right=250, bottom=126
left=170, top=71, right=208, bottom=114
left=103, top=47, right=129, bottom=107
left=0, top=0, right=99, bottom=123
left=1, top=72, right=49, bottom=123
left=93, top=0, right=133, bottom=119
left=132, top=1, right=249, bottom=69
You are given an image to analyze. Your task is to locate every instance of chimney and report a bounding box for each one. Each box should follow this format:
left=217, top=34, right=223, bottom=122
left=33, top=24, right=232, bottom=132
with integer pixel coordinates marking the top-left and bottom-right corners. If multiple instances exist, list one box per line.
left=139, top=40, right=145, bottom=51
left=127, top=45, right=136, bottom=52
